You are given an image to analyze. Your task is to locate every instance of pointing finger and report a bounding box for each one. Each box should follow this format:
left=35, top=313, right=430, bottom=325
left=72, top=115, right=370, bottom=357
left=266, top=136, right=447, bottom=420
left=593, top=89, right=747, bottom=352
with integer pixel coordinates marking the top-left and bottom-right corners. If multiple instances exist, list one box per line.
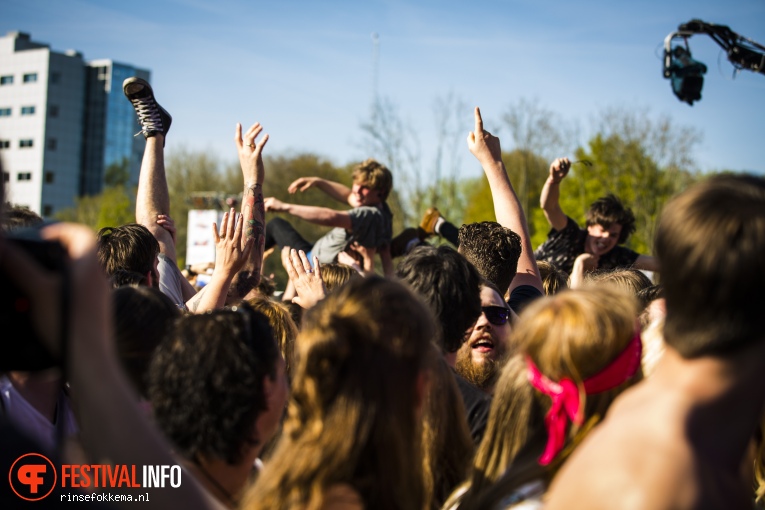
left=474, top=107, right=483, bottom=134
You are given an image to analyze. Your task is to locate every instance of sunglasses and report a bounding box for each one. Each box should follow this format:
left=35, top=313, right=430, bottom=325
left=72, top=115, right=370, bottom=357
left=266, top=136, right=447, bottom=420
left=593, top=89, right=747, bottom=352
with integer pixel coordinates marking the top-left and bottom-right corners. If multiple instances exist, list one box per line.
left=482, top=306, right=510, bottom=326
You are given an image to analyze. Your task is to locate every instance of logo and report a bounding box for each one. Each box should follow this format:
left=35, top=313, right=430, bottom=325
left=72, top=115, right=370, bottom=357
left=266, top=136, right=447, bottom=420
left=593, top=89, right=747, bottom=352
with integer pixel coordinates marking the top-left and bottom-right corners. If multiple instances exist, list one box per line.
left=9, top=453, right=57, bottom=501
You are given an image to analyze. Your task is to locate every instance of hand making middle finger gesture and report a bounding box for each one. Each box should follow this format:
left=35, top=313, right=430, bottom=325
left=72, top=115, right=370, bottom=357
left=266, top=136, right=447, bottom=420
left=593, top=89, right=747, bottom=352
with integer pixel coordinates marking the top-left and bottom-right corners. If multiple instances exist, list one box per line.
left=467, top=107, right=502, bottom=166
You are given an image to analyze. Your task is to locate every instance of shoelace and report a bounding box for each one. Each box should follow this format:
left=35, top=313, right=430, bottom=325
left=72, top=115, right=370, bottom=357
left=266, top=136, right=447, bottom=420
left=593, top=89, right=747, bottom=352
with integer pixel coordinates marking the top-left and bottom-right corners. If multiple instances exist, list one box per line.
left=130, top=97, right=163, bottom=136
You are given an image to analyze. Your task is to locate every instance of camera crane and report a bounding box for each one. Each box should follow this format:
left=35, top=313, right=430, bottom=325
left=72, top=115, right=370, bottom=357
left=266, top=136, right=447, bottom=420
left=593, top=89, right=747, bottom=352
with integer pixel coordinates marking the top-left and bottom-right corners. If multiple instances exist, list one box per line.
left=663, top=19, right=765, bottom=105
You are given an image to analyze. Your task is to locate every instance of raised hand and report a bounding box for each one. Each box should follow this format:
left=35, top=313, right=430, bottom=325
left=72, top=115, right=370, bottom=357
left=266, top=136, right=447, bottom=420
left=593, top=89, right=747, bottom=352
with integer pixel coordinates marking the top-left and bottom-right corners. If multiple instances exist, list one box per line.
left=212, top=208, right=254, bottom=277
left=549, top=158, right=571, bottom=184
left=285, top=249, right=327, bottom=309
left=467, top=107, right=502, bottom=166
left=156, top=214, right=177, bottom=245
left=235, top=122, right=269, bottom=185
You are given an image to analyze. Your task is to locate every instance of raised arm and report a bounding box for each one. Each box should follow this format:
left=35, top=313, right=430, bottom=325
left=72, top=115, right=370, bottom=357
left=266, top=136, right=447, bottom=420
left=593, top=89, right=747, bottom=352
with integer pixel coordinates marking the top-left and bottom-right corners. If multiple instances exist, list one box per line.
left=467, top=107, right=543, bottom=294
left=264, top=198, right=352, bottom=230
left=230, top=122, right=270, bottom=300
left=135, top=135, right=177, bottom=261
left=288, top=177, right=353, bottom=205
left=540, top=158, right=571, bottom=232
left=186, top=209, right=254, bottom=313
left=1, top=223, right=213, bottom=510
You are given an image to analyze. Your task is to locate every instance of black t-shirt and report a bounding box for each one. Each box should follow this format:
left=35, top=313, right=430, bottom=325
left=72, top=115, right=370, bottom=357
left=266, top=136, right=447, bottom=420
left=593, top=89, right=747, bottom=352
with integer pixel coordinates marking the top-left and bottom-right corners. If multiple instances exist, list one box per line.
left=453, top=371, right=490, bottom=445
left=508, top=285, right=543, bottom=314
left=533, top=216, right=639, bottom=274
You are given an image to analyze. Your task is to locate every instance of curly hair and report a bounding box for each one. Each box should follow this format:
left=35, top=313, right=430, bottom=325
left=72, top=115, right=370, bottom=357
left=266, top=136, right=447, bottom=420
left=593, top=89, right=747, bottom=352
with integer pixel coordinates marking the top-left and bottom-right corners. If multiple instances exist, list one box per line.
left=585, top=194, right=636, bottom=244
left=97, top=224, right=159, bottom=277
left=458, top=221, right=522, bottom=295
left=148, top=304, right=280, bottom=464
left=352, top=159, right=393, bottom=200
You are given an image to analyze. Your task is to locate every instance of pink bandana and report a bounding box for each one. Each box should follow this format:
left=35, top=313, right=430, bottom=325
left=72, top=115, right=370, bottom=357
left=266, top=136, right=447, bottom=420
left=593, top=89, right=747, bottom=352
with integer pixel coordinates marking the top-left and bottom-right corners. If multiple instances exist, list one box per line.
left=526, top=332, right=642, bottom=465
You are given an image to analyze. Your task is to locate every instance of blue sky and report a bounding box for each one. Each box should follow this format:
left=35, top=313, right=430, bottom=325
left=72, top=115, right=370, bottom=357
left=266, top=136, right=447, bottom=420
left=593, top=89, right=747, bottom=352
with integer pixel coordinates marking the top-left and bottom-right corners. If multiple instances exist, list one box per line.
left=4, top=0, right=764, bottom=180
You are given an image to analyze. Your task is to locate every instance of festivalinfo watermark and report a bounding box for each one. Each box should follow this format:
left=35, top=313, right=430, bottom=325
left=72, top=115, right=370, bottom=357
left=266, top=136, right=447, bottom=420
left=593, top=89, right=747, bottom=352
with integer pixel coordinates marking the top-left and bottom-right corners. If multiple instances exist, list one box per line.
left=8, top=452, right=182, bottom=502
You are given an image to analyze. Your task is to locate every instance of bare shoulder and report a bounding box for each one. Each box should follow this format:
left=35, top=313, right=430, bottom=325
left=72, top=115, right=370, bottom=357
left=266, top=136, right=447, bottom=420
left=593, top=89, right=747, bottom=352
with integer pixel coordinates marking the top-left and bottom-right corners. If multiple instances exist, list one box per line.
left=320, top=484, right=365, bottom=510
left=545, top=385, right=696, bottom=510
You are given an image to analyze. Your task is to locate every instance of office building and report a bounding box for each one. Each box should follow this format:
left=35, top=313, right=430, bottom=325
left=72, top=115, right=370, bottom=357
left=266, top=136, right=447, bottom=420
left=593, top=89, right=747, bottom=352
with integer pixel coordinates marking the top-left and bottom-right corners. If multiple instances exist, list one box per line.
left=0, top=31, right=149, bottom=217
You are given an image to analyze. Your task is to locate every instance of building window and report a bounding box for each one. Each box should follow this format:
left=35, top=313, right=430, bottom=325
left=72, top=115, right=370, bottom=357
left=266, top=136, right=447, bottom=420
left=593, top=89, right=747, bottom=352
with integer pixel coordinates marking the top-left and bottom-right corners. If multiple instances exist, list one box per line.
left=0, top=140, right=10, bottom=149
left=21, top=106, right=35, bottom=116
left=50, top=72, right=61, bottom=84
left=49, top=105, right=59, bottom=118
left=0, top=108, right=11, bottom=117
left=0, top=75, right=12, bottom=85
left=45, top=171, right=55, bottom=184
left=43, top=205, right=53, bottom=216
left=19, top=139, right=33, bottom=148
left=47, top=138, right=57, bottom=151
left=23, top=73, right=38, bottom=83
left=17, top=172, right=32, bottom=181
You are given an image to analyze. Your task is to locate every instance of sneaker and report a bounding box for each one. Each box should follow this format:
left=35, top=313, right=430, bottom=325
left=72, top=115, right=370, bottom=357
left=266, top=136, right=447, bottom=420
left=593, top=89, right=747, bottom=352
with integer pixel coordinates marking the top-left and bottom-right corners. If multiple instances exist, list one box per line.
left=122, top=77, right=172, bottom=144
left=420, top=207, right=441, bottom=235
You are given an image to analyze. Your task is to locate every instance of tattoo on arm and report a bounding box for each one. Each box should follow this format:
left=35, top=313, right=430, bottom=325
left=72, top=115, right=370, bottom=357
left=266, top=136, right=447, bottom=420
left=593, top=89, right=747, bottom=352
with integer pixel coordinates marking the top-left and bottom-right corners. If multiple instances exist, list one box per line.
left=234, top=184, right=265, bottom=298
left=188, top=287, right=207, bottom=313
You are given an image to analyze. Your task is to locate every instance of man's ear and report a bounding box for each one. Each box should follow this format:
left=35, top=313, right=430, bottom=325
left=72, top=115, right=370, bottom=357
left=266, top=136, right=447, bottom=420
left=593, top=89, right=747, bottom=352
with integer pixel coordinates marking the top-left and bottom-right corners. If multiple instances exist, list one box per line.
left=145, top=271, right=153, bottom=287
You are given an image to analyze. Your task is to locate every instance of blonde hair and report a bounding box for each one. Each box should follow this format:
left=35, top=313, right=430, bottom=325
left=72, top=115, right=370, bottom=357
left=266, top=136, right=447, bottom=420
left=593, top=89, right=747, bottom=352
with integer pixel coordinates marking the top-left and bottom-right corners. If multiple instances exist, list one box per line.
left=247, top=297, right=299, bottom=379
left=449, top=286, right=641, bottom=509
left=537, top=260, right=569, bottom=296
left=352, top=159, right=393, bottom=200
left=586, top=268, right=653, bottom=300
left=244, top=276, right=434, bottom=510
left=320, top=262, right=361, bottom=293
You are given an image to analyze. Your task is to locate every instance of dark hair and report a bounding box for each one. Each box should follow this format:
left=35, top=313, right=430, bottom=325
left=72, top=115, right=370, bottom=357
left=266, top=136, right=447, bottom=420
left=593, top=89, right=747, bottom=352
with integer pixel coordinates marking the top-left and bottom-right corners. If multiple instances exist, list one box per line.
left=2, top=203, right=44, bottom=230
left=458, top=221, right=521, bottom=296
left=585, top=194, right=636, bottom=244
left=112, top=286, right=180, bottom=398
left=110, top=269, right=148, bottom=288
left=97, top=224, right=159, bottom=277
left=149, top=304, right=280, bottom=464
left=396, top=245, right=481, bottom=353
left=656, top=174, right=765, bottom=358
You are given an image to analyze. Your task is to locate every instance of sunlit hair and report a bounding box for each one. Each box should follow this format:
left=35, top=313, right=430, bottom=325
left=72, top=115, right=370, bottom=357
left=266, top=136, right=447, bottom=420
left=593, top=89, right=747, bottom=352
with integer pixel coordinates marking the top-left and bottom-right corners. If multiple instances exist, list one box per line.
left=1, top=203, right=43, bottom=230
left=96, top=224, right=159, bottom=277
left=244, top=276, right=435, bottom=510
left=352, top=158, right=393, bottom=200
left=586, top=268, right=653, bottom=302
left=247, top=297, right=299, bottom=380
left=754, top=418, right=765, bottom=504
left=448, top=286, right=641, bottom=510
left=458, top=221, right=521, bottom=296
left=320, top=262, right=361, bottom=293
left=422, top=347, right=474, bottom=509
left=585, top=194, right=635, bottom=244
left=535, top=260, right=569, bottom=296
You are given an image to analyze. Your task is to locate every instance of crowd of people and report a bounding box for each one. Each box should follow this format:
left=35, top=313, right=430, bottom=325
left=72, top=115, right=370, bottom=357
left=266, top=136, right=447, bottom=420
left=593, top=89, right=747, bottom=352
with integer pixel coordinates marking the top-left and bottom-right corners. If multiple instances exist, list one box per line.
left=2, top=76, right=765, bottom=510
